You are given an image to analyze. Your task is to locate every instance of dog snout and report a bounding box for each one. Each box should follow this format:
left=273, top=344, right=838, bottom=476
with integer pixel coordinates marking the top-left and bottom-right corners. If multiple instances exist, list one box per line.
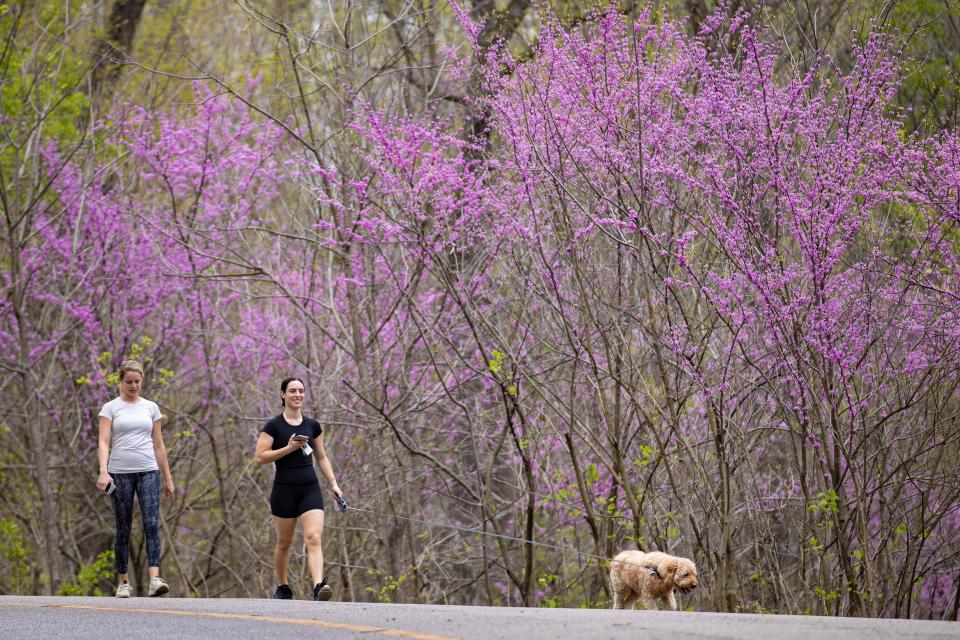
left=679, top=579, right=698, bottom=594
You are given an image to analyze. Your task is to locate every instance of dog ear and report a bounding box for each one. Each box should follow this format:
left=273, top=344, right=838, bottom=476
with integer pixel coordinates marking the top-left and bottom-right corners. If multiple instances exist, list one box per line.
left=657, top=558, right=678, bottom=584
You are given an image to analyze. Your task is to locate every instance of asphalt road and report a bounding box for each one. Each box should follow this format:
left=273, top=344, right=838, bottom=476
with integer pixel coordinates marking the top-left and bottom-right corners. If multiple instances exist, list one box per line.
left=1, top=596, right=957, bottom=640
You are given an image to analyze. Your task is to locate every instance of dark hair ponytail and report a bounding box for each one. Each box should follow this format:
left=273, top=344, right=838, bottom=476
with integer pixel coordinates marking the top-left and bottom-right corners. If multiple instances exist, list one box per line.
left=280, top=377, right=304, bottom=407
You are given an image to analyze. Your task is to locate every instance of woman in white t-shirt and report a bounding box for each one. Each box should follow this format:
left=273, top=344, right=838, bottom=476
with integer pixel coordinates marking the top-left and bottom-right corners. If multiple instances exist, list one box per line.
left=96, top=359, right=175, bottom=598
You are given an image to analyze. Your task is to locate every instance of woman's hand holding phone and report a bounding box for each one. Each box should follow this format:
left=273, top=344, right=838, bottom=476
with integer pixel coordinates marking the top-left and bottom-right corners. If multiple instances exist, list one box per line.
left=97, top=472, right=114, bottom=493
left=287, top=433, right=308, bottom=449
left=294, top=434, right=313, bottom=456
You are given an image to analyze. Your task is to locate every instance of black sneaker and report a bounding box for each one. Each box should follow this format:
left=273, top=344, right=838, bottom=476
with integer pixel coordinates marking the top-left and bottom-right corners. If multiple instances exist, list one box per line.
left=273, top=584, right=293, bottom=599
left=313, top=581, right=333, bottom=601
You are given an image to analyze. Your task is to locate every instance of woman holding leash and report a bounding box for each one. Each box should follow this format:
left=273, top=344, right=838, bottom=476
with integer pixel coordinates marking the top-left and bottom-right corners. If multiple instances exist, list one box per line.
left=96, top=359, right=175, bottom=598
left=255, top=376, right=343, bottom=601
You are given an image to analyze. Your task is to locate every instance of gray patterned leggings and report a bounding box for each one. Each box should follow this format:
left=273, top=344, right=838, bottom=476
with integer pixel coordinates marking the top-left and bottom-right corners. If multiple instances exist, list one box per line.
left=111, top=470, right=162, bottom=574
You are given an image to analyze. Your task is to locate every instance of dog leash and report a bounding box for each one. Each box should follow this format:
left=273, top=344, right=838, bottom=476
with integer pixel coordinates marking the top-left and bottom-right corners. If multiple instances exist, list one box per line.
left=340, top=461, right=637, bottom=524
left=336, top=500, right=660, bottom=575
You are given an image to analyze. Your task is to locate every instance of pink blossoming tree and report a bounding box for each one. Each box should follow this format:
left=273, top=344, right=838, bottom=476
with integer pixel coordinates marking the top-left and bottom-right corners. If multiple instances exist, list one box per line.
left=3, top=3, right=958, bottom=617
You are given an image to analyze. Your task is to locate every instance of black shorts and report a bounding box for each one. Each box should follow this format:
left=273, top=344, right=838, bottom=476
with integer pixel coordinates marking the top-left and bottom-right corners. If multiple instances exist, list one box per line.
left=270, top=481, right=324, bottom=518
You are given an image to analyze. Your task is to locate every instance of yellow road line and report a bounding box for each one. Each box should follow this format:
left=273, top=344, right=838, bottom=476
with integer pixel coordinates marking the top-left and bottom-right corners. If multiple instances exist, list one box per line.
left=3, top=602, right=461, bottom=640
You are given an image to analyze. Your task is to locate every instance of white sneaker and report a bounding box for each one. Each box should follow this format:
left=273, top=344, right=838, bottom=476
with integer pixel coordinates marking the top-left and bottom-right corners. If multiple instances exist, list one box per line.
left=148, top=576, right=169, bottom=597
left=115, top=582, right=132, bottom=598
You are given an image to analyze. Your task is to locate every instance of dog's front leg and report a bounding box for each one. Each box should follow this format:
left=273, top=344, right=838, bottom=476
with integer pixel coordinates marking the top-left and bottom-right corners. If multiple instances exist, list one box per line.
left=640, top=596, right=659, bottom=611
left=665, top=590, right=678, bottom=611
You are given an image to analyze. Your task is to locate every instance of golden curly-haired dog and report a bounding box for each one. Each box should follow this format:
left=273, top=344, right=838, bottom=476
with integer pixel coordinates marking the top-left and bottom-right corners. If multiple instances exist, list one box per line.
left=609, top=550, right=698, bottom=610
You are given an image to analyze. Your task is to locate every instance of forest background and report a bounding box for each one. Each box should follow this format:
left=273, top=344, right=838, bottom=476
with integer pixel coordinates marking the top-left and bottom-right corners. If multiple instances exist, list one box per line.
left=1, top=0, right=959, bottom=620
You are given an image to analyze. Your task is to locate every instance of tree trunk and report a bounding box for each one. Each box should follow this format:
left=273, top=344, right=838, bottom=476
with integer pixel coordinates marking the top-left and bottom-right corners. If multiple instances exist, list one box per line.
left=91, top=0, right=148, bottom=97
left=22, top=385, right=65, bottom=594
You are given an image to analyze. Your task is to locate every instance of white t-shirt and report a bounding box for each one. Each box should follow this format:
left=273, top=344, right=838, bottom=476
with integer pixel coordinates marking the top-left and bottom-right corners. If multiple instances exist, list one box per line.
left=98, top=397, right=163, bottom=473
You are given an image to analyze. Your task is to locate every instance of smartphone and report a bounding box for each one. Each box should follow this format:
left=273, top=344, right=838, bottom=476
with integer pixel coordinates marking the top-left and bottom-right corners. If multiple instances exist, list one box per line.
left=293, top=434, right=309, bottom=442
left=105, top=482, right=116, bottom=495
